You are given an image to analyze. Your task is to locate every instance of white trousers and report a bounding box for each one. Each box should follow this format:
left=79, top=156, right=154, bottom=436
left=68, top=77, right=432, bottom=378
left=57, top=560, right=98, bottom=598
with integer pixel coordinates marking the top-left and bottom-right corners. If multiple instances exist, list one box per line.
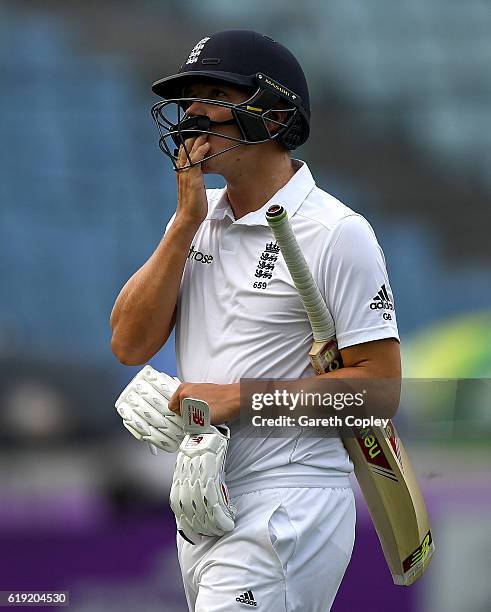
left=177, top=487, right=356, bottom=612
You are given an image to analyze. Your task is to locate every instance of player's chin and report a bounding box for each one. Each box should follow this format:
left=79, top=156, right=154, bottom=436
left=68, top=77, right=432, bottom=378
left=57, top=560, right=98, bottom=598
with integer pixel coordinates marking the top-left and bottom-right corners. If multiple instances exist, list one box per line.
left=200, top=150, right=224, bottom=174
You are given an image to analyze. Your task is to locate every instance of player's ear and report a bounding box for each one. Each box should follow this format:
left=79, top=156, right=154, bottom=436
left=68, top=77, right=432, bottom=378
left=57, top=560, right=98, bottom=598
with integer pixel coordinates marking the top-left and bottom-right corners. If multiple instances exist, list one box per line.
left=266, top=110, right=288, bottom=136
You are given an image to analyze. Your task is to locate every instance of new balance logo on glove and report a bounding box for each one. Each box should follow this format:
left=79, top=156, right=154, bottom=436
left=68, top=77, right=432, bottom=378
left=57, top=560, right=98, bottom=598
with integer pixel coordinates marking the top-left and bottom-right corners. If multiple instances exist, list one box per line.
left=370, top=284, right=394, bottom=311
left=236, top=590, right=258, bottom=606
left=181, top=398, right=211, bottom=434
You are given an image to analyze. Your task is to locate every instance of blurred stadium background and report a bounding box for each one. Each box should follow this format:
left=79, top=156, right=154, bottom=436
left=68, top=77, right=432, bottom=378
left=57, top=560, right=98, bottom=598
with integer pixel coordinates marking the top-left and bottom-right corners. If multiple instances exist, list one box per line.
left=1, top=1, right=490, bottom=610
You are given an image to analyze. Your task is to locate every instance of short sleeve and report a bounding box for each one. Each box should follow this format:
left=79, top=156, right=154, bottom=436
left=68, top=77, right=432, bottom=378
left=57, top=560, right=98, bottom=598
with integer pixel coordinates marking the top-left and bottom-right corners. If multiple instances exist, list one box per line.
left=320, top=215, right=399, bottom=349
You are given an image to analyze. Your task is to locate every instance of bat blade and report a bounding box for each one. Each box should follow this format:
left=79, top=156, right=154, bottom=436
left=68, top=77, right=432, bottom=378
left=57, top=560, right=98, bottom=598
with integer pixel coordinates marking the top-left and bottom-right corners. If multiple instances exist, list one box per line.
left=343, top=424, right=434, bottom=585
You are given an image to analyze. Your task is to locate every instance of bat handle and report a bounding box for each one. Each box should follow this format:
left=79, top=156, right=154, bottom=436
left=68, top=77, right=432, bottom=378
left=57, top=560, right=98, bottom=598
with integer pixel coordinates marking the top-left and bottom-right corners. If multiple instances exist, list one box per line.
left=310, top=337, right=343, bottom=374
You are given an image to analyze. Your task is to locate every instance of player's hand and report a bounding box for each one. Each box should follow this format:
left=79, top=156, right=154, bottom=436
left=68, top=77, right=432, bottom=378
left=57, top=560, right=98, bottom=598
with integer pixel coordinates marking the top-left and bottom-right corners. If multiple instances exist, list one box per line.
left=168, top=382, right=240, bottom=425
left=115, top=365, right=184, bottom=452
left=175, top=134, right=210, bottom=226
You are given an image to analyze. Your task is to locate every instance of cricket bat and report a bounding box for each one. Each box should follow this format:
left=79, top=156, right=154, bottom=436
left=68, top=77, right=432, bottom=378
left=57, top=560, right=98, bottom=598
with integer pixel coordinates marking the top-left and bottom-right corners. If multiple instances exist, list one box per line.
left=266, top=204, right=434, bottom=586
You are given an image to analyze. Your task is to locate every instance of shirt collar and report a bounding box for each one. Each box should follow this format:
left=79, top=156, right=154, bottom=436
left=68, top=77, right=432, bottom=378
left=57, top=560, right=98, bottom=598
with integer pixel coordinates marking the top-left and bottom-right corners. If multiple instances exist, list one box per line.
left=206, top=190, right=234, bottom=221
left=206, top=160, right=315, bottom=226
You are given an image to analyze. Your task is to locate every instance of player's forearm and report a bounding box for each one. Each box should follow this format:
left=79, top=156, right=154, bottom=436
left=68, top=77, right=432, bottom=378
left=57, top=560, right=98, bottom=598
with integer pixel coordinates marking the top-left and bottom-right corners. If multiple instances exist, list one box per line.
left=110, top=218, right=199, bottom=365
left=319, top=365, right=393, bottom=380
left=317, top=364, right=401, bottom=418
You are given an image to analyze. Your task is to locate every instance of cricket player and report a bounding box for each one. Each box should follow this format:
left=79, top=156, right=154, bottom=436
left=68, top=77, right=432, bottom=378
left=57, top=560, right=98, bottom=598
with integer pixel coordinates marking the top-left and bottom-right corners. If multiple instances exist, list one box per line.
left=111, top=29, right=401, bottom=611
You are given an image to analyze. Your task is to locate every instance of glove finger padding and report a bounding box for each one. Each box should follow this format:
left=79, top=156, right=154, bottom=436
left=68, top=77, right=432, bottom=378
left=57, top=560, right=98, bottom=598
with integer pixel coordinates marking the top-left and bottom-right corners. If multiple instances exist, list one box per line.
left=138, top=366, right=180, bottom=401
left=115, top=366, right=180, bottom=406
left=115, top=366, right=184, bottom=452
left=170, top=424, right=235, bottom=541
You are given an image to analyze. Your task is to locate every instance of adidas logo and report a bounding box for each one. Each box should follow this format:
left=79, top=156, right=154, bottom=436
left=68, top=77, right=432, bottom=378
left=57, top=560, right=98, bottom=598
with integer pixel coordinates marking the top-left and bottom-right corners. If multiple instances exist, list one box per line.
left=236, top=590, right=257, bottom=607
left=370, top=284, right=394, bottom=311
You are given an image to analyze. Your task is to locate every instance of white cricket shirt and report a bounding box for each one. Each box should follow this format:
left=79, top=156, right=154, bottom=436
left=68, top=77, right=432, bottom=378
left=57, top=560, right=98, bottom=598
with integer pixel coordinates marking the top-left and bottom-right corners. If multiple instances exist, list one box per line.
left=169, top=160, right=399, bottom=496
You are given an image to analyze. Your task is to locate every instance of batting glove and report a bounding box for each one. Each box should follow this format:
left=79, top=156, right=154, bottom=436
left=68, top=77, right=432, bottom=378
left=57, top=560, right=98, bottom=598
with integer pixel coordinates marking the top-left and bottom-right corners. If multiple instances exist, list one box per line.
left=170, top=398, right=235, bottom=543
left=115, top=365, right=184, bottom=452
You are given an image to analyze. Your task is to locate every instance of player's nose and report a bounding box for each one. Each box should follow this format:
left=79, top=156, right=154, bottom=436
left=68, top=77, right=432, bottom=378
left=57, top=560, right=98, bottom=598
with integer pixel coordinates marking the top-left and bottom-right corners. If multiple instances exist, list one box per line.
left=186, top=100, right=210, bottom=117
